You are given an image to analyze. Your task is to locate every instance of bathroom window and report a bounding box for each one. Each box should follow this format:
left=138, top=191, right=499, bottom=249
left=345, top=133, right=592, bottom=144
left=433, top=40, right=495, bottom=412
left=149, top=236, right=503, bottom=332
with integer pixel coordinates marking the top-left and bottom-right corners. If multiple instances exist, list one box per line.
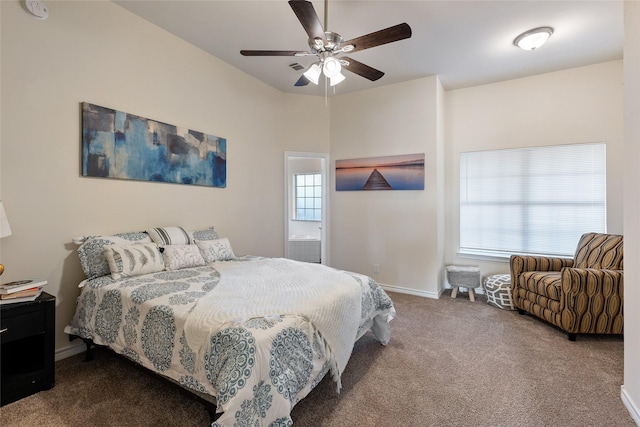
left=295, top=173, right=322, bottom=221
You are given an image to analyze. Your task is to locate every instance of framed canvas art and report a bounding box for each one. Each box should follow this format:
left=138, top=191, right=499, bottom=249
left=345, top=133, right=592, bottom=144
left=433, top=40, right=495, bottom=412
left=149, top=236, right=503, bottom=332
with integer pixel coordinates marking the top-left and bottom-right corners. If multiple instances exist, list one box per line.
left=81, top=103, right=226, bottom=188
left=336, top=153, right=424, bottom=191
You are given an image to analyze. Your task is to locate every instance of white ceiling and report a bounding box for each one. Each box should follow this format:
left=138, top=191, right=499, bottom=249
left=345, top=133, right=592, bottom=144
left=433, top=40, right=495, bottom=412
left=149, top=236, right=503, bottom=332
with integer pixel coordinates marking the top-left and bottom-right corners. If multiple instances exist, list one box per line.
left=114, top=0, right=624, bottom=96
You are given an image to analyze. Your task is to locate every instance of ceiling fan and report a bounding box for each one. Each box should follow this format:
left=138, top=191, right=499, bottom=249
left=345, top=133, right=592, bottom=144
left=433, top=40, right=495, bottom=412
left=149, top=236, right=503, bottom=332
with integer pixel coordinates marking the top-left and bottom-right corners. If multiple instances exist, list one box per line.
left=240, top=0, right=412, bottom=87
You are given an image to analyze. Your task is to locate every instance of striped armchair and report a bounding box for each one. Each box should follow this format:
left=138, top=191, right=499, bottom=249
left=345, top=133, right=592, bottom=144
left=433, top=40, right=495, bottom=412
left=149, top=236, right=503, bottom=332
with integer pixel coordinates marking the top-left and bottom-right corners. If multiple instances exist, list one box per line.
left=510, top=233, right=623, bottom=341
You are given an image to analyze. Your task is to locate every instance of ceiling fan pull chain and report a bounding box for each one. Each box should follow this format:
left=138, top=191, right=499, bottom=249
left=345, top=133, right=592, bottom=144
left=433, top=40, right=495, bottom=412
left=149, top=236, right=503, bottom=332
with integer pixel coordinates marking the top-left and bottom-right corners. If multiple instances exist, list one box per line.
left=325, top=75, right=328, bottom=106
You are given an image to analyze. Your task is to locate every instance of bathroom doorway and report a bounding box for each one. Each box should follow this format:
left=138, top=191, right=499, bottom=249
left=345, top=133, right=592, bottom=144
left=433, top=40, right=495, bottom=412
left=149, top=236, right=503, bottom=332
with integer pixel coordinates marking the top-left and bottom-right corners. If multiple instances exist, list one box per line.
left=284, top=152, right=329, bottom=265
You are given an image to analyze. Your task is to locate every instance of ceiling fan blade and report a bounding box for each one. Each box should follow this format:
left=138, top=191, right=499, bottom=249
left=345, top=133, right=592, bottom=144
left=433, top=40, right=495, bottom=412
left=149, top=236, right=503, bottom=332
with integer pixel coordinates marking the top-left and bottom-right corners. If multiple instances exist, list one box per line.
left=294, top=75, right=311, bottom=87
left=288, top=0, right=326, bottom=42
left=341, top=57, right=385, bottom=81
left=241, top=50, right=306, bottom=56
left=342, top=23, right=412, bottom=53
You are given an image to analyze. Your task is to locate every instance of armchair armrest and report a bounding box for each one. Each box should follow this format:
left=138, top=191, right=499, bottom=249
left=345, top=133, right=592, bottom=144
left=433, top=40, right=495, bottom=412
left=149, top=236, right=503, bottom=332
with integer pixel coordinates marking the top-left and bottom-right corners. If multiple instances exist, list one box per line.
left=559, top=267, right=624, bottom=334
left=510, top=255, right=574, bottom=279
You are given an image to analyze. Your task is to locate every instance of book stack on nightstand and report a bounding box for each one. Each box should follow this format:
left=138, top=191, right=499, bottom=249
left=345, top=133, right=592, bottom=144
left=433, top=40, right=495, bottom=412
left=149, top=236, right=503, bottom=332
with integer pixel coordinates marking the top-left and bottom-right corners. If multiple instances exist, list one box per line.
left=0, top=279, right=48, bottom=305
left=0, top=289, right=55, bottom=406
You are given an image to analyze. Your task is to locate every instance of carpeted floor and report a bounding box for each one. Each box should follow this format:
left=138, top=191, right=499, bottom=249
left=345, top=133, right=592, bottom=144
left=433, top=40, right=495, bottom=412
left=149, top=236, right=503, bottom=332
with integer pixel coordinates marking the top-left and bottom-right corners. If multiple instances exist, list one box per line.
left=0, top=291, right=634, bottom=426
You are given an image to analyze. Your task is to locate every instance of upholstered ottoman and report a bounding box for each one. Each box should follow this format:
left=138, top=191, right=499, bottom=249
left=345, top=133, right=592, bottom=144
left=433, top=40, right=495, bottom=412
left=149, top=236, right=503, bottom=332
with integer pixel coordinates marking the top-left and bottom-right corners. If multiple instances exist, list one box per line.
left=446, top=265, right=481, bottom=301
left=483, top=274, right=515, bottom=310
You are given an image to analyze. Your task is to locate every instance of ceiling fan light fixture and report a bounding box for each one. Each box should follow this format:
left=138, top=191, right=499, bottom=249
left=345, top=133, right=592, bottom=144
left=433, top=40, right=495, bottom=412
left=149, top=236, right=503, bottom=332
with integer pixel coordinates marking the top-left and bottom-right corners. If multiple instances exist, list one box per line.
left=513, top=26, right=553, bottom=51
left=329, top=72, right=346, bottom=87
left=303, top=63, right=322, bottom=85
left=322, top=57, right=342, bottom=78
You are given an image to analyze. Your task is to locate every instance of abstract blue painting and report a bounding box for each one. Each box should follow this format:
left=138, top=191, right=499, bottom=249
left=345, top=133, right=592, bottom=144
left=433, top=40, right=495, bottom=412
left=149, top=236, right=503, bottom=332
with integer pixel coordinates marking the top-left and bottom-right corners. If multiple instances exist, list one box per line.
left=81, top=102, right=226, bottom=188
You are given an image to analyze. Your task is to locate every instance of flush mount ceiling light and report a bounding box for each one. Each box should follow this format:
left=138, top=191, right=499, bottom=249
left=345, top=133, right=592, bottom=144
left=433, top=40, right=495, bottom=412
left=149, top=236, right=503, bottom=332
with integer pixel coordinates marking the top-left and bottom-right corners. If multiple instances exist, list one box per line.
left=513, top=26, right=553, bottom=51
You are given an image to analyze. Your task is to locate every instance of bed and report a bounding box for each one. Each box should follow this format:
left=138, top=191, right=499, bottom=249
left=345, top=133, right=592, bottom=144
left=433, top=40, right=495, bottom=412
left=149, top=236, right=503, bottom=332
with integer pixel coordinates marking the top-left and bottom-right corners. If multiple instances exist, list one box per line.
left=64, top=227, right=395, bottom=426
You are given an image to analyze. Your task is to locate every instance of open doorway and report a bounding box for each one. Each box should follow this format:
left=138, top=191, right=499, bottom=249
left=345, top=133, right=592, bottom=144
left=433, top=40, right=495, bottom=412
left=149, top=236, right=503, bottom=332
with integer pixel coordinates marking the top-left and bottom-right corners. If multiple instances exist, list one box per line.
left=284, top=152, right=329, bottom=265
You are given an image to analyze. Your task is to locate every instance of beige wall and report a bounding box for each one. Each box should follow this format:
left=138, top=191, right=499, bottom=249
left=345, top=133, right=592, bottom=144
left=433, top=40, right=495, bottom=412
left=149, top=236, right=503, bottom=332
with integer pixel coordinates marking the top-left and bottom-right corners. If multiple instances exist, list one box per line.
left=330, top=76, right=445, bottom=297
left=444, top=61, right=624, bottom=278
left=328, top=62, right=624, bottom=297
left=0, top=0, right=328, bottom=356
left=623, top=1, right=640, bottom=423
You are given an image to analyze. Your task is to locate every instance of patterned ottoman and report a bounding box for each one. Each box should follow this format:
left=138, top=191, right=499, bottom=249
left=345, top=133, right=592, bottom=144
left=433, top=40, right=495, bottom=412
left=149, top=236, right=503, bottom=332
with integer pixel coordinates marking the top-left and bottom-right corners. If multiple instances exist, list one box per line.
left=483, top=274, right=515, bottom=310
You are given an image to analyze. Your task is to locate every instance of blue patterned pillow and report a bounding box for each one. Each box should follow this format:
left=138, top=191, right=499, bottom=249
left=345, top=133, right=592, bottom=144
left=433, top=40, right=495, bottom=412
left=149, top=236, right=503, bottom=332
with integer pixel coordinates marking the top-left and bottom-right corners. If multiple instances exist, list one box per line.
left=77, top=231, right=151, bottom=279
left=191, top=226, right=219, bottom=241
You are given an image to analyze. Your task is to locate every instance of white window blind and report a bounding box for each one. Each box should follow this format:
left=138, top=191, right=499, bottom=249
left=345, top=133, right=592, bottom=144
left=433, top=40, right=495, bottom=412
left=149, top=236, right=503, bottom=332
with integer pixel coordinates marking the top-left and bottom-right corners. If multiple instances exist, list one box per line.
left=459, top=142, right=606, bottom=258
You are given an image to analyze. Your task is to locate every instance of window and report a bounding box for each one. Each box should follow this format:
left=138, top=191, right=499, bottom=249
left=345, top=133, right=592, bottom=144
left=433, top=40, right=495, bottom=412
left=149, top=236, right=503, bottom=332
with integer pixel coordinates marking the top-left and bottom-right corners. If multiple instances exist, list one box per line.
left=295, top=173, right=322, bottom=221
left=459, top=142, right=606, bottom=258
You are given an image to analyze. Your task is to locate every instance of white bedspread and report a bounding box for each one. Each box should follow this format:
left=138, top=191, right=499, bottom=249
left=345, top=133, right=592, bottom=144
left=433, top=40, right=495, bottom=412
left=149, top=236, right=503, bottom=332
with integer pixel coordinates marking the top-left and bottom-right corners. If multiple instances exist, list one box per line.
left=185, top=258, right=362, bottom=383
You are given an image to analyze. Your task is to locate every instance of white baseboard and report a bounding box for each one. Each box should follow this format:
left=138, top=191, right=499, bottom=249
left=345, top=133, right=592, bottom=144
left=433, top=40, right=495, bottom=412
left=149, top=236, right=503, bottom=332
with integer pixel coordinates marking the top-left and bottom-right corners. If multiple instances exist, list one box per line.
left=55, top=341, right=86, bottom=361
left=442, top=283, right=485, bottom=294
left=621, top=385, right=640, bottom=426
left=380, top=283, right=440, bottom=299
left=380, top=283, right=486, bottom=299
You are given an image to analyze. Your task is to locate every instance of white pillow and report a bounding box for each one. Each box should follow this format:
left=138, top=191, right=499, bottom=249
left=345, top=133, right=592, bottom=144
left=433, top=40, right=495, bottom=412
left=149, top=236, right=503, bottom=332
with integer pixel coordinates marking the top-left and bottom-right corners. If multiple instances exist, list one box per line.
left=103, top=243, right=165, bottom=280
left=196, top=238, right=236, bottom=263
left=147, top=226, right=192, bottom=245
left=161, top=244, right=206, bottom=270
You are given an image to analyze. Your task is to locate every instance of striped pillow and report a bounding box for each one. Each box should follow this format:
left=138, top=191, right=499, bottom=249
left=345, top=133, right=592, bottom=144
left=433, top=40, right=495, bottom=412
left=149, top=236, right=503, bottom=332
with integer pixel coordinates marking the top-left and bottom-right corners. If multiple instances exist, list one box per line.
left=147, top=226, right=192, bottom=245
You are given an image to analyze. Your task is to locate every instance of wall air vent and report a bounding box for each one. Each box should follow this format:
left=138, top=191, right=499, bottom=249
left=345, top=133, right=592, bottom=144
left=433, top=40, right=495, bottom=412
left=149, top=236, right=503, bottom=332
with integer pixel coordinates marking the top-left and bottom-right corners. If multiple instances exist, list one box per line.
left=289, top=63, right=304, bottom=71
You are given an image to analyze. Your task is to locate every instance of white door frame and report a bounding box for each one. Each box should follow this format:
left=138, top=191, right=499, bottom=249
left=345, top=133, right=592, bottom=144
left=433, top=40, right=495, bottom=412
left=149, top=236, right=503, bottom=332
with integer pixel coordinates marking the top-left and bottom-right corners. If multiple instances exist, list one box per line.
left=284, top=151, right=330, bottom=265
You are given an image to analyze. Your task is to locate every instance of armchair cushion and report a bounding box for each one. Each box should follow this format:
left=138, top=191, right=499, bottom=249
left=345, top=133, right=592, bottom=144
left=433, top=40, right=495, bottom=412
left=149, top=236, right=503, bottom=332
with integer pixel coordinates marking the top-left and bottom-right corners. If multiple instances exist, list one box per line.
left=519, top=271, right=562, bottom=301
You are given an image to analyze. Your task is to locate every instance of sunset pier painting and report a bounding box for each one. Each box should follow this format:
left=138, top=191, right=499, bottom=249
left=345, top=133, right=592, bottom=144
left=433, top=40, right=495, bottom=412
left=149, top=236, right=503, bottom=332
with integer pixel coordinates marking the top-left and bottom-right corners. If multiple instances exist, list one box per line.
left=336, top=153, right=425, bottom=191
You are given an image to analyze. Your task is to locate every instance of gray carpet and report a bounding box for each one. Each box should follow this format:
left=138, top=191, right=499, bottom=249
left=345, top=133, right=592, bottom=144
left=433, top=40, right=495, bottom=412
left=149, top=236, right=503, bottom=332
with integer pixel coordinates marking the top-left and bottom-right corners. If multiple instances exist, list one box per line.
left=1, top=291, right=634, bottom=426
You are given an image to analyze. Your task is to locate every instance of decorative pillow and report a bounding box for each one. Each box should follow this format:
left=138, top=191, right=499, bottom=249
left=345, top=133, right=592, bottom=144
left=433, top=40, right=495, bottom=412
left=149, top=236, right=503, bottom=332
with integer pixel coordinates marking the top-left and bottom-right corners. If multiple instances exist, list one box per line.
left=161, top=244, right=206, bottom=271
left=77, top=231, right=151, bottom=279
left=147, top=226, right=193, bottom=245
left=196, top=238, right=236, bottom=263
left=103, top=243, right=165, bottom=280
left=191, top=226, right=219, bottom=242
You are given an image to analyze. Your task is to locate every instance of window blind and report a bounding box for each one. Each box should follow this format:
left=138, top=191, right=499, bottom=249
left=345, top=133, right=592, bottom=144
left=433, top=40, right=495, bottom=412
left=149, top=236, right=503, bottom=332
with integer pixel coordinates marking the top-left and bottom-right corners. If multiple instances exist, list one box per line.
left=459, top=142, right=606, bottom=258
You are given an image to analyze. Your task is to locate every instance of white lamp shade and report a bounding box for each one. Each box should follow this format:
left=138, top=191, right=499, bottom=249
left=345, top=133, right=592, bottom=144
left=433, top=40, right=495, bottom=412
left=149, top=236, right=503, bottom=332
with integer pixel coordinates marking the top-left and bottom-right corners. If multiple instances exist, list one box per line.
left=0, top=201, right=12, bottom=238
left=329, top=72, right=346, bottom=87
left=303, top=63, right=321, bottom=85
left=322, top=57, right=342, bottom=78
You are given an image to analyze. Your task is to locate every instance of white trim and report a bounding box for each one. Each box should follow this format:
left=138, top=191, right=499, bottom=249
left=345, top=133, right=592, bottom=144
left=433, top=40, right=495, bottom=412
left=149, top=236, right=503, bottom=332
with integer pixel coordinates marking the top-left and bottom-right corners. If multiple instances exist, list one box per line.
left=457, top=250, right=511, bottom=262
left=284, top=151, right=330, bottom=265
left=458, top=249, right=573, bottom=262
left=442, top=282, right=485, bottom=294
left=621, top=385, right=640, bottom=426
left=55, top=341, right=85, bottom=361
left=380, top=283, right=440, bottom=299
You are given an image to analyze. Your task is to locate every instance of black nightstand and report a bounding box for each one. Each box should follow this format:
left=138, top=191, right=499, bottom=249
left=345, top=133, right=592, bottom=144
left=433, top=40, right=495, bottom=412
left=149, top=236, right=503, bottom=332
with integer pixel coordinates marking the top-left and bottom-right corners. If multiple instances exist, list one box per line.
left=0, top=292, right=55, bottom=406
